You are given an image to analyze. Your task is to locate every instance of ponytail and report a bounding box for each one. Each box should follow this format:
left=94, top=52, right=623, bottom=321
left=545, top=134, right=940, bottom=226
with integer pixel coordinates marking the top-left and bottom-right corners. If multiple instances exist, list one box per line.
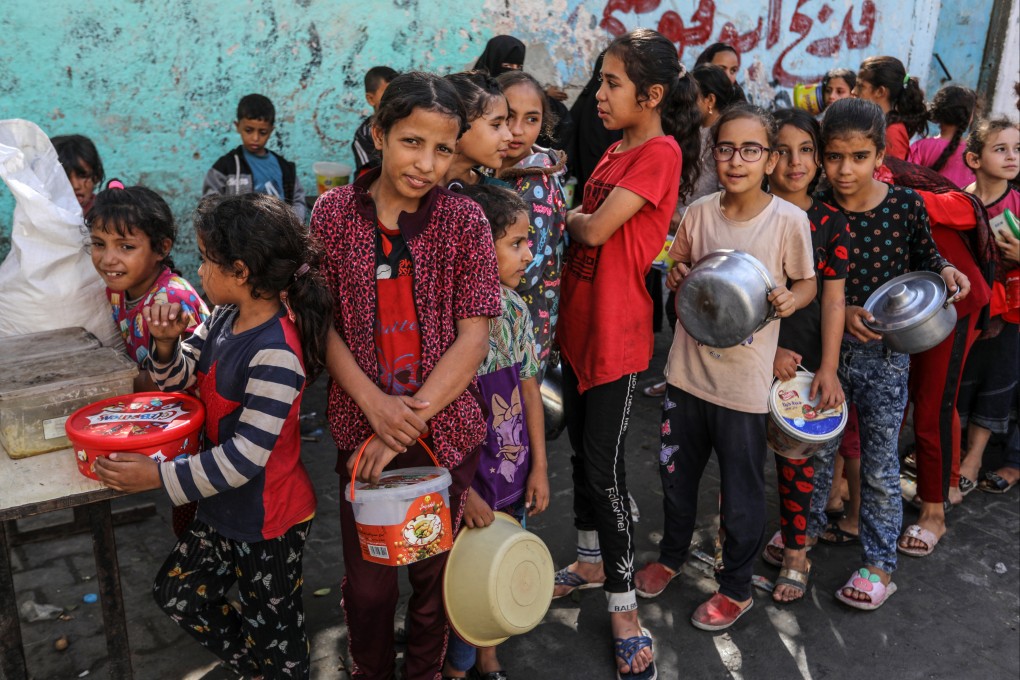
left=284, top=248, right=332, bottom=383
left=662, top=72, right=703, bottom=203
left=858, top=56, right=928, bottom=138
left=928, top=85, right=978, bottom=172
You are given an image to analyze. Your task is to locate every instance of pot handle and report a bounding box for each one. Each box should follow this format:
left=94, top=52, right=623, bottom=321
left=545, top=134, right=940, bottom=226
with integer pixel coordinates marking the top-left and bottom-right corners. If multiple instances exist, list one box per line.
left=349, top=433, right=440, bottom=501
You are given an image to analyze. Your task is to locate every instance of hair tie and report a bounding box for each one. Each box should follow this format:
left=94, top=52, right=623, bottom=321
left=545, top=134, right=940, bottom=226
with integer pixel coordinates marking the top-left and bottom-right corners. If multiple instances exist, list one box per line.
left=107, top=179, right=125, bottom=190
left=678, top=61, right=687, bottom=78
left=292, top=263, right=310, bottom=281
left=903, top=74, right=910, bottom=86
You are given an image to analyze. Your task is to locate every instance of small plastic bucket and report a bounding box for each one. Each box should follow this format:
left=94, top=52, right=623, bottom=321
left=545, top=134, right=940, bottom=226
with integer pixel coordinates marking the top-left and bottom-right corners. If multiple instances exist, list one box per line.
left=793, top=83, right=824, bottom=115
left=345, top=436, right=452, bottom=566
left=65, top=392, right=205, bottom=480
left=313, top=161, right=351, bottom=195
left=767, top=370, right=847, bottom=458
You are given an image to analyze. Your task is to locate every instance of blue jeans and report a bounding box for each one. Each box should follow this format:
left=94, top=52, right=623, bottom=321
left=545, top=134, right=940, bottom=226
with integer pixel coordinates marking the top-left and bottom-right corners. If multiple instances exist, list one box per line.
left=808, top=339, right=908, bottom=574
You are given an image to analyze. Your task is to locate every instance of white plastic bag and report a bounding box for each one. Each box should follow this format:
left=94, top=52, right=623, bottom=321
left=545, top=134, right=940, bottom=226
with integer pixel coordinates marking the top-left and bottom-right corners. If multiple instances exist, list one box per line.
left=0, top=119, right=122, bottom=349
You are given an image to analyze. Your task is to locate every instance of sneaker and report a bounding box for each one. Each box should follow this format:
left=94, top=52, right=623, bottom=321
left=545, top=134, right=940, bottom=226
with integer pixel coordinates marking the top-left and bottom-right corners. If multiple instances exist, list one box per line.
left=635, top=562, right=679, bottom=598
left=690, top=593, right=753, bottom=631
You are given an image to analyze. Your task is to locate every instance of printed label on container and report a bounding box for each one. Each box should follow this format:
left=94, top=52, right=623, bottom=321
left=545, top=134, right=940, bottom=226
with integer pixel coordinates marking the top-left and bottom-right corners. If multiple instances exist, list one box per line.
left=354, top=492, right=452, bottom=566
left=773, top=386, right=844, bottom=436
left=86, top=404, right=188, bottom=427
left=43, top=416, right=70, bottom=440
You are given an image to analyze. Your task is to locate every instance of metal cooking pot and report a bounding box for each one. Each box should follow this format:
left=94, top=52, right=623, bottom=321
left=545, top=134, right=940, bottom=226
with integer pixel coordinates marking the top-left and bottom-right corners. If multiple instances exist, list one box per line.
left=541, top=360, right=565, bottom=440
left=863, top=271, right=957, bottom=354
left=675, top=249, right=778, bottom=348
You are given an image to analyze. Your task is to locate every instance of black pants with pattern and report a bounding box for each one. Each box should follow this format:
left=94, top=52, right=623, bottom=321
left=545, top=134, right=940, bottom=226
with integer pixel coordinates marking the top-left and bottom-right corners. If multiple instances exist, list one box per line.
left=152, top=517, right=312, bottom=678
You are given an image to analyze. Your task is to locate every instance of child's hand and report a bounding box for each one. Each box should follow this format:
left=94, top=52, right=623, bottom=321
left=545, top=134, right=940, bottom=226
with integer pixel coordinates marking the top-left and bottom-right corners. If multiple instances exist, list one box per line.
left=524, top=467, right=549, bottom=517
left=364, top=391, right=430, bottom=452
left=940, top=266, right=971, bottom=302
left=845, top=305, right=883, bottom=343
left=93, top=453, right=162, bottom=493
left=143, top=303, right=193, bottom=342
left=348, top=436, right=401, bottom=484
left=463, top=487, right=495, bottom=529
left=768, top=285, right=796, bottom=318
left=666, top=262, right=691, bottom=291
left=810, top=367, right=845, bottom=411
left=996, top=231, right=1020, bottom=263
left=773, top=347, right=802, bottom=381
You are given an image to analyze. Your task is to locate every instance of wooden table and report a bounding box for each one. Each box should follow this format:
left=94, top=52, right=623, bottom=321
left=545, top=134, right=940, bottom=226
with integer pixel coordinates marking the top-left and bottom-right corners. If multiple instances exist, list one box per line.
left=0, top=444, right=133, bottom=679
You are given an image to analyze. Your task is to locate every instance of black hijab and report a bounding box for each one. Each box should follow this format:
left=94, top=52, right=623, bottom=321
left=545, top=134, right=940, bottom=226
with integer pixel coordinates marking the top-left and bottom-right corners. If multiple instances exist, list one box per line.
left=474, top=35, right=526, bottom=76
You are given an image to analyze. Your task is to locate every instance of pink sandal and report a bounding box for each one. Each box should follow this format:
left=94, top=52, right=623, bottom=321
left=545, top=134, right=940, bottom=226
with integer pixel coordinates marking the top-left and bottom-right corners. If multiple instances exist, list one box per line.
left=835, top=567, right=897, bottom=611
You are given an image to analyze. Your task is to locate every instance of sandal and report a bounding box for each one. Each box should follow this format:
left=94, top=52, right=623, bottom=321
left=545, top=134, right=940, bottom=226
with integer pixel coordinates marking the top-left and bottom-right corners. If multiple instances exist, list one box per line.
left=979, top=471, right=1019, bottom=494
left=835, top=567, right=897, bottom=611
left=897, top=524, right=941, bottom=557
left=552, top=566, right=604, bottom=599
left=691, top=593, right=753, bottom=631
left=958, top=476, right=977, bottom=496
left=818, top=520, right=859, bottom=546
left=824, top=502, right=846, bottom=520
left=761, top=530, right=784, bottom=567
left=642, top=381, right=667, bottom=398
left=614, top=628, right=656, bottom=680
left=635, top=562, right=679, bottom=599
left=773, top=561, right=811, bottom=603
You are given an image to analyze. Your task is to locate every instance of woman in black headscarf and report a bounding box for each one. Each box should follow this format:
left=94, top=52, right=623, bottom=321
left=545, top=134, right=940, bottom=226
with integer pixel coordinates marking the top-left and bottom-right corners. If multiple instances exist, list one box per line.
left=474, top=35, right=526, bottom=76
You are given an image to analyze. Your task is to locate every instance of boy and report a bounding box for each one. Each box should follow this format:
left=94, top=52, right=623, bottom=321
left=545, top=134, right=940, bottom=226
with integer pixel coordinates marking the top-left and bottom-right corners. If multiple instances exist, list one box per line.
left=203, top=93, right=307, bottom=220
left=352, top=66, right=398, bottom=176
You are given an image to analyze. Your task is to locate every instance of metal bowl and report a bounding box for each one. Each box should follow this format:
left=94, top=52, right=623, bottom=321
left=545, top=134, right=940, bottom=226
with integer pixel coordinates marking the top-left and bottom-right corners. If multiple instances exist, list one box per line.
left=863, top=271, right=957, bottom=354
left=675, top=250, right=778, bottom=348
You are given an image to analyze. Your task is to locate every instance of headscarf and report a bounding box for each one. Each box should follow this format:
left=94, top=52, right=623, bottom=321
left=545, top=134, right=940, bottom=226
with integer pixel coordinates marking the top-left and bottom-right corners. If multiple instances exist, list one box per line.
left=474, top=35, right=526, bottom=77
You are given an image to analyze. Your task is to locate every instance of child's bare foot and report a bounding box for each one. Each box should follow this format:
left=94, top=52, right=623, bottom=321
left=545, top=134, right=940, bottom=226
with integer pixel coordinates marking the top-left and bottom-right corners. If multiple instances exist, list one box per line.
left=611, top=610, right=654, bottom=677
left=475, top=646, right=504, bottom=676
left=552, top=561, right=605, bottom=598
left=898, top=502, right=946, bottom=555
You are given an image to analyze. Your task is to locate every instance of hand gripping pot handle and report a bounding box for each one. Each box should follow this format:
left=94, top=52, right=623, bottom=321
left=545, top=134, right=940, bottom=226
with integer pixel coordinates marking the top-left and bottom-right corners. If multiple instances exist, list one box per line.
left=349, top=434, right=440, bottom=501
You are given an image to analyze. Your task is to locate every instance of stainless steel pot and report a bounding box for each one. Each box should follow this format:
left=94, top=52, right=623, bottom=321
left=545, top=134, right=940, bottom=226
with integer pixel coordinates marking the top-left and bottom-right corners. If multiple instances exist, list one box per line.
left=863, top=271, right=957, bottom=354
left=541, top=361, right=565, bottom=440
left=675, top=249, right=778, bottom=348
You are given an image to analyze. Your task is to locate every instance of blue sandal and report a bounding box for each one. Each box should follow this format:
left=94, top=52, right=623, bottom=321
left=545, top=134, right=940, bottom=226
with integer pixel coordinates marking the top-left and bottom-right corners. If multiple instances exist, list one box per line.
left=552, top=566, right=604, bottom=599
left=614, top=628, right=656, bottom=680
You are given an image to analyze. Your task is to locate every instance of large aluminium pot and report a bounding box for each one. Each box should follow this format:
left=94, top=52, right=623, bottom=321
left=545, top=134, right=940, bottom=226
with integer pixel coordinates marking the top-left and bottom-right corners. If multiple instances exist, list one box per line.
left=675, top=249, right=778, bottom=348
left=863, top=271, right=957, bottom=354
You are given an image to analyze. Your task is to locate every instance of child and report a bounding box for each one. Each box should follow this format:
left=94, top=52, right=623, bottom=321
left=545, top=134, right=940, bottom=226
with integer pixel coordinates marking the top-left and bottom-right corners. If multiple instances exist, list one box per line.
left=759, top=108, right=849, bottom=603
left=312, top=72, right=501, bottom=680
left=496, top=70, right=568, bottom=378
left=52, top=134, right=103, bottom=213
left=203, top=93, right=308, bottom=221
left=821, top=68, right=856, bottom=110
left=443, top=183, right=550, bottom=680
left=553, top=28, right=701, bottom=680
left=94, top=193, right=331, bottom=677
left=958, top=118, right=1020, bottom=495
left=694, top=42, right=741, bottom=85
left=853, top=56, right=927, bottom=160
left=443, top=71, right=512, bottom=188
left=909, top=85, right=978, bottom=188
left=86, top=182, right=209, bottom=386
left=635, top=104, right=816, bottom=628
left=806, top=97, right=970, bottom=610
left=352, top=66, right=399, bottom=176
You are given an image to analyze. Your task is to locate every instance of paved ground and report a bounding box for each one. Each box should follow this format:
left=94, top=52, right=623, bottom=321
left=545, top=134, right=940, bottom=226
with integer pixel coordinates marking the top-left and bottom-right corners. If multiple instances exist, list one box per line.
left=7, top=334, right=1019, bottom=680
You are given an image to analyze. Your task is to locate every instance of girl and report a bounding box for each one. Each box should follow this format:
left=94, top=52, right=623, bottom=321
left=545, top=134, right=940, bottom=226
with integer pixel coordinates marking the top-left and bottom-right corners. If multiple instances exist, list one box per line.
left=635, top=104, right=815, bottom=629
left=52, top=134, right=103, bottom=213
left=909, top=85, right=979, bottom=188
left=443, top=72, right=512, bottom=188
left=853, top=55, right=928, bottom=160
left=822, top=68, right=856, bottom=110
left=761, top=108, right=850, bottom=603
left=444, top=184, right=550, bottom=680
left=497, top=69, right=568, bottom=378
left=958, top=118, right=1020, bottom=496
left=94, top=193, right=331, bottom=678
left=695, top=42, right=741, bottom=85
left=553, top=28, right=701, bottom=680
left=313, top=72, right=501, bottom=680
left=807, top=97, right=970, bottom=609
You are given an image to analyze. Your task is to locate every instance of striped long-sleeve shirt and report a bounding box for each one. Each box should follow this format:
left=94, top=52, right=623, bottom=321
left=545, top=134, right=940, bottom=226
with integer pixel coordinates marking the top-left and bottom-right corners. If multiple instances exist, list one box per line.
left=149, top=305, right=316, bottom=542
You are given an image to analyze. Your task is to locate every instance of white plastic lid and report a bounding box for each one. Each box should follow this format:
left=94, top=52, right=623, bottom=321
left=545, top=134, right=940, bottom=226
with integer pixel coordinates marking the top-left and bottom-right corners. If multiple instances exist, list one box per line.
left=768, top=372, right=847, bottom=443
left=345, top=466, right=452, bottom=503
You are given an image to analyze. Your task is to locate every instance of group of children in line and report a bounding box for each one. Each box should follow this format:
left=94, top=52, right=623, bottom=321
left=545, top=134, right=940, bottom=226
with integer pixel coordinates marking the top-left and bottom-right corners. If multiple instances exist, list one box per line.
left=38, top=26, right=1018, bottom=680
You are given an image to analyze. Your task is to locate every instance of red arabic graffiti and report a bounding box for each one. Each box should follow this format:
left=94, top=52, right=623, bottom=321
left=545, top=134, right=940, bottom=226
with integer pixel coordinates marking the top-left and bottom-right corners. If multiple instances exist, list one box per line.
left=601, top=0, right=876, bottom=86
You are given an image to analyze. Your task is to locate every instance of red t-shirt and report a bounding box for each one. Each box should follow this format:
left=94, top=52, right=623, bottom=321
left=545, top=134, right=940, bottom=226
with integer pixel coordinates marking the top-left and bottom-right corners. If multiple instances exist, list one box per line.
left=374, top=223, right=423, bottom=394
left=886, top=122, right=910, bottom=161
left=558, top=136, right=681, bottom=392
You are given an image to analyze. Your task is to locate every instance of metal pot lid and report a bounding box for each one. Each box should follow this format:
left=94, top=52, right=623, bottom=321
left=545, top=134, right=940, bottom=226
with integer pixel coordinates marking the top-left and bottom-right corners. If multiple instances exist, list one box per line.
left=676, top=250, right=777, bottom=348
left=863, top=271, right=948, bottom=332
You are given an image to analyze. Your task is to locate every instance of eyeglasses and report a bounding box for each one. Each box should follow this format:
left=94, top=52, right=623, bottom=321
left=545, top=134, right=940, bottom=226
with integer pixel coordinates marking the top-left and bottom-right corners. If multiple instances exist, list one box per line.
left=712, top=144, right=771, bottom=162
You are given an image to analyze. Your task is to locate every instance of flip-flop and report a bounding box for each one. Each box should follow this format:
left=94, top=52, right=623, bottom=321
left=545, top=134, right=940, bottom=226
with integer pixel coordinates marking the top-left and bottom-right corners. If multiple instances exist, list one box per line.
left=552, top=566, right=604, bottom=599
left=958, top=476, right=977, bottom=496
left=897, top=524, right=941, bottom=557
left=818, top=520, right=859, bottom=546
left=614, top=628, right=656, bottom=680
left=773, top=561, right=811, bottom=604
left=761, top=530, right=784, bottom=567
left=979, top=471, right=1019, bottom=494
left=835, top=567, right=897, bottom=611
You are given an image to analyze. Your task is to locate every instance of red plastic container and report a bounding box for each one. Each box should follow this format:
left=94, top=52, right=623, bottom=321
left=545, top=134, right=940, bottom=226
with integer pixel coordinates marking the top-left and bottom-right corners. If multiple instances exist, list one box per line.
left=64, top=393, right=205, bottom=480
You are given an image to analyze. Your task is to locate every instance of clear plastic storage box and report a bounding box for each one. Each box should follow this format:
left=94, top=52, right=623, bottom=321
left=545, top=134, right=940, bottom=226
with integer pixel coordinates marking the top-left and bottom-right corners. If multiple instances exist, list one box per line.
left=0, top=327, right=102, bottom=368
left=0, top=347, right=137, bottom=459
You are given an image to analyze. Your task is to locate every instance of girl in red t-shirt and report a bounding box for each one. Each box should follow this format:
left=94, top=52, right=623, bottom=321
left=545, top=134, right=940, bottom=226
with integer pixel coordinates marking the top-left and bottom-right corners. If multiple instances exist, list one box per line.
left=553, top=27, right=701, bottom=680
left=854, top=56, right=928, bottom=161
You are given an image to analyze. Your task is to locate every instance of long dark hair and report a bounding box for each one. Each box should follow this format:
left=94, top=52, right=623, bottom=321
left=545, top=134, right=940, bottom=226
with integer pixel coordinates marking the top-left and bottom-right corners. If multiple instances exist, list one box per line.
left=858, top=56, right=928, bottom=138
left=928, top=85, right=978, bottom=172
left=695, top=43, right=738, bottom=67
left=194, top=194, right=333, bottom=382
left=373, top=71, right=468, bottom=138
left=691, top=64, right=742, bottom=114
left=606, top=28, right=703, bottom=201
left=496, top=70, right=558, bottom=139
left=52, top=134, right=104, bottom=185
left=445, top=71, right=504, bottom=123
left=821, top=98, right=887, bottom=152
left=773, top=108, right=823, bottom=190
left=86, top=184, right=177, bottom=273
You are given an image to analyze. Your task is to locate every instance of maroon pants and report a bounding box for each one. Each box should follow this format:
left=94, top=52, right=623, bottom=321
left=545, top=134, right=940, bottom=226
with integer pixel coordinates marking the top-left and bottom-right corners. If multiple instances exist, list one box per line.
left=338, top=444, right=479, bottom=680
left=909, top=314, right=979, bottom=503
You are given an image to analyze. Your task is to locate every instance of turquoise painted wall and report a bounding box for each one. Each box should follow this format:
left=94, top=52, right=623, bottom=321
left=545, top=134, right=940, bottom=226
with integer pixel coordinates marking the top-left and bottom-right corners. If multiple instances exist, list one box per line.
left=925, top=0, right=995, bottom=94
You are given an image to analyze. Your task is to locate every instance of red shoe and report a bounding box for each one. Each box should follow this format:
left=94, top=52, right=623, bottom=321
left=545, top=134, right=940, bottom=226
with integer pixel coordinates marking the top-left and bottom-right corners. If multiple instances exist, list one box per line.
left=635, top=562, right=679, bottom=598
left=690, top=593, right=753, bottom=631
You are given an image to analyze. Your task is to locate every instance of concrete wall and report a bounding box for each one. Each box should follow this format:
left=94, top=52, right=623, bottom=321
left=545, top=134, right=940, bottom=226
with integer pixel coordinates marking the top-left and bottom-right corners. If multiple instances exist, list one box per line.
left=1, top=0, right=1010, bottom=283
